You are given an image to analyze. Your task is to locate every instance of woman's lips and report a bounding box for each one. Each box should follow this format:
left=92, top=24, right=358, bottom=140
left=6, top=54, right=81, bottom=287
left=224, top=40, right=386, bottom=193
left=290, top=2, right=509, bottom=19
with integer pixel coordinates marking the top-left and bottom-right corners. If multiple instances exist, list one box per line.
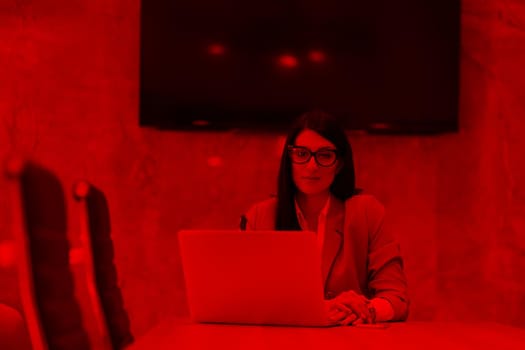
left=302, top=176, right=320, bottom=181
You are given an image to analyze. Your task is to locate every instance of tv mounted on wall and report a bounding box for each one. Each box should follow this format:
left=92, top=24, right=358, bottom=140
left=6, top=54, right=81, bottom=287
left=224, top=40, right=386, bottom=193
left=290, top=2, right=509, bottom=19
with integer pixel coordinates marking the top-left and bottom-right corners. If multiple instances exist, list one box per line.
left=140, top=0, right=460, bottom=134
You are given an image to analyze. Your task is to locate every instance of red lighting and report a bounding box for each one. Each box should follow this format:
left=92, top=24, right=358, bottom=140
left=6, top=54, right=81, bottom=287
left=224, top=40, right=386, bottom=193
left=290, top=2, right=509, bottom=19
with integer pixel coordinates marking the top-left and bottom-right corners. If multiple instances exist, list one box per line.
left=369, top=123, right=391, bottom=130
left=192, top=120, right=210, bottom=127
left=278, top=54, right=298, bottom=68
left=308, top=50, right=326, bottom=63
left=208, top=43, right=226, bottom=56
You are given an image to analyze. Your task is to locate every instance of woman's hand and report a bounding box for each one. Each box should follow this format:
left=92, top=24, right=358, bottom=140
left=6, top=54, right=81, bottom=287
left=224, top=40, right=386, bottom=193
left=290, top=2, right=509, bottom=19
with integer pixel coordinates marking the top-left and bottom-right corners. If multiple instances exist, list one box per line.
left=325, top=298, right=357, bottom=325
left=325, top=290, right=373, bottom=326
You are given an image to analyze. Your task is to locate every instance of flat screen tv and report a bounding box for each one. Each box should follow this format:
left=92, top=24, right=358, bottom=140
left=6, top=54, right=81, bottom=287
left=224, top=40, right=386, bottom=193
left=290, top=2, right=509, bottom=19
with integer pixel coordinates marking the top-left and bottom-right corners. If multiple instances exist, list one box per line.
left=140, top=0, right=460, bottom=134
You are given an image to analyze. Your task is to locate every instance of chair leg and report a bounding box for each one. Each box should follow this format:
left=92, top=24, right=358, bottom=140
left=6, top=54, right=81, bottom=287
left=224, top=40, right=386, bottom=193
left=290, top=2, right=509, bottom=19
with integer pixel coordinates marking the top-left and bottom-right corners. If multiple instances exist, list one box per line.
left=10, top=179, right=47, bottom=350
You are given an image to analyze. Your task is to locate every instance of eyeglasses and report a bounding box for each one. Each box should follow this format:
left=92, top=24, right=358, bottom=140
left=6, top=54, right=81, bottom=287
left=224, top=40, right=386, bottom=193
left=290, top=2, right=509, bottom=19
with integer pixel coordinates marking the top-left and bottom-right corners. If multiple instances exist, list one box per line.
left=287, top=145, right=339, bottom=167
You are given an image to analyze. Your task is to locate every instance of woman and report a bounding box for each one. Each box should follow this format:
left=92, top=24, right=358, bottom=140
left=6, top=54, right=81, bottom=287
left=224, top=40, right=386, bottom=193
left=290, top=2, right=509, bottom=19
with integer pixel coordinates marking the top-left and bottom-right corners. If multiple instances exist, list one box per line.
left=245, top=110, right=409, bottom=326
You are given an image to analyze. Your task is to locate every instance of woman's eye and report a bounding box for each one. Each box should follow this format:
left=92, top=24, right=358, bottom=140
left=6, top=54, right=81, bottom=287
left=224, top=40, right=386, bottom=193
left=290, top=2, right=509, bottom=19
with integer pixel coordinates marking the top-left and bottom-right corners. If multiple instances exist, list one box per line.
left=297, top=151, right=308, bottom=157
left=318, top=152, right=333, bottom=159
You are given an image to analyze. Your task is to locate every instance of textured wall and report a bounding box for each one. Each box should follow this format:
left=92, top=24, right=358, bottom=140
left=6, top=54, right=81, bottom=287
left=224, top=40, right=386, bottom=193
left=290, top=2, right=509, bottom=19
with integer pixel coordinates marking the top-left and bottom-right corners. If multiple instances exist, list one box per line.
left=0, top=0, right=524, bottom=338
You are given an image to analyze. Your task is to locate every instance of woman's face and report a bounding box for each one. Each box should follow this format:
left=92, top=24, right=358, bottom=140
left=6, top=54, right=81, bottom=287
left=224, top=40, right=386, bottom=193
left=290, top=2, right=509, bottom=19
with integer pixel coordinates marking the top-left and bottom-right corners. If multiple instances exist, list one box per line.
left=290, top=129, right=341, bottom=196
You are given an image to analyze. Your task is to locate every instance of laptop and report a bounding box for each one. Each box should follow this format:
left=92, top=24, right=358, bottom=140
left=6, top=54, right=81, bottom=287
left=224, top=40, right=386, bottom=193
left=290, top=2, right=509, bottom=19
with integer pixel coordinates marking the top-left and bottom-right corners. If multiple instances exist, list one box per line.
left=178, top=230, right=332, bottom=327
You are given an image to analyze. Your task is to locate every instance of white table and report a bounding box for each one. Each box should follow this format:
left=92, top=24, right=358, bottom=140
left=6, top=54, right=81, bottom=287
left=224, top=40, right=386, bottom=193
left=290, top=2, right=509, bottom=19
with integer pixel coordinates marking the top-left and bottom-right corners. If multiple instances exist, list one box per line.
left=129, top=318, right=525, bottom=350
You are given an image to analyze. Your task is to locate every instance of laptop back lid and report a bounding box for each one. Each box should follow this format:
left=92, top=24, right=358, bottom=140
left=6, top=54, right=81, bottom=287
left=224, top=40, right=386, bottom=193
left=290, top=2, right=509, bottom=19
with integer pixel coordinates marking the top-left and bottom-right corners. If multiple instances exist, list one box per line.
left=178, top=230, right=328, bottom=326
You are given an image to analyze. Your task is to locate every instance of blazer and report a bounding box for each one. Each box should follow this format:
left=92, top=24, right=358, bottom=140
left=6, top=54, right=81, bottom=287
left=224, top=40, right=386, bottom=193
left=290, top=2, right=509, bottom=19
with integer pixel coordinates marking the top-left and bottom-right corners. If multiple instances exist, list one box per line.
left=245, top=193, right=409, bottom=321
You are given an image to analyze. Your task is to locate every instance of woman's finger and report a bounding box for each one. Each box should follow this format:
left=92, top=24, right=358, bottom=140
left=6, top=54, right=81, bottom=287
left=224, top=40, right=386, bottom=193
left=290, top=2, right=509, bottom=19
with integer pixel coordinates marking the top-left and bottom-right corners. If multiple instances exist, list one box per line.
left=329, top=309, right=347, bottom=322
left=333, top=303, right=357, bottom=324
left=335, top=302, right=353, bottom=314
left=354, top=296, right=372, bottom=322
left=336, top=299, right=371, bottom=324
left=339, top=312, right=358, bottom=326
left=351, top=317, right=365, bottom=326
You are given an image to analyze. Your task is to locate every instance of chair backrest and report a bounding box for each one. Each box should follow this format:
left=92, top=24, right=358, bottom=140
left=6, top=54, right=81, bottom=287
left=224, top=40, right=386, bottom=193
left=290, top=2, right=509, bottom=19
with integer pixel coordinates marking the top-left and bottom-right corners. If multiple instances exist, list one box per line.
left=73, top=181, right=134, bottom=350
left=6, top=158, right=91, bottom=350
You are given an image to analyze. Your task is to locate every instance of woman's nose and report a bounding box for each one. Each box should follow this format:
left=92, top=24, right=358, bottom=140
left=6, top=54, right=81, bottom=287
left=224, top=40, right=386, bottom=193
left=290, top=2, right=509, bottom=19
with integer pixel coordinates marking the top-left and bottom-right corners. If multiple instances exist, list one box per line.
left=306, top=156, right=319, bottom=169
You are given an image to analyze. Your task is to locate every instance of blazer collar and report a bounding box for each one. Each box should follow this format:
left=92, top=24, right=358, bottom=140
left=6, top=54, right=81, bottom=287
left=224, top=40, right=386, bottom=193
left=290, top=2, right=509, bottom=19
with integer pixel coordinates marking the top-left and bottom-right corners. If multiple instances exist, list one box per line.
left=320, top=197, right=345, bottom=289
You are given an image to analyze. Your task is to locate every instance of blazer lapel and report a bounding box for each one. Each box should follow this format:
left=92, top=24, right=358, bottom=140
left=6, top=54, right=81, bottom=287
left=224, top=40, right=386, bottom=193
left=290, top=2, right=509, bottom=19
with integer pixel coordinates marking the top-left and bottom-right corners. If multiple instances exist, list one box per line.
left=321, top=198, right=345, bottom=289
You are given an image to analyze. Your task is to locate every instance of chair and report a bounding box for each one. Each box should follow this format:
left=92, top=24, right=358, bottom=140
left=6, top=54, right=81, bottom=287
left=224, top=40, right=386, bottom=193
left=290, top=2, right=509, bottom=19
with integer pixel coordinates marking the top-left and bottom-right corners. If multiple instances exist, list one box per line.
left=73, top=180, right=134, bottom=349
left=5, top=158, right=91, bottom=350
left=0, top=303, right=32, bottom=350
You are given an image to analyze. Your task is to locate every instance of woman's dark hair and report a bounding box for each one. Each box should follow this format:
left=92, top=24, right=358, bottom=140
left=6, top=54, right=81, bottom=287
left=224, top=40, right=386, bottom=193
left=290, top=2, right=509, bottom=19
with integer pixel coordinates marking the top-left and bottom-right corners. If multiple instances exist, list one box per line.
left=275, top=110, right=361, bottom=230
